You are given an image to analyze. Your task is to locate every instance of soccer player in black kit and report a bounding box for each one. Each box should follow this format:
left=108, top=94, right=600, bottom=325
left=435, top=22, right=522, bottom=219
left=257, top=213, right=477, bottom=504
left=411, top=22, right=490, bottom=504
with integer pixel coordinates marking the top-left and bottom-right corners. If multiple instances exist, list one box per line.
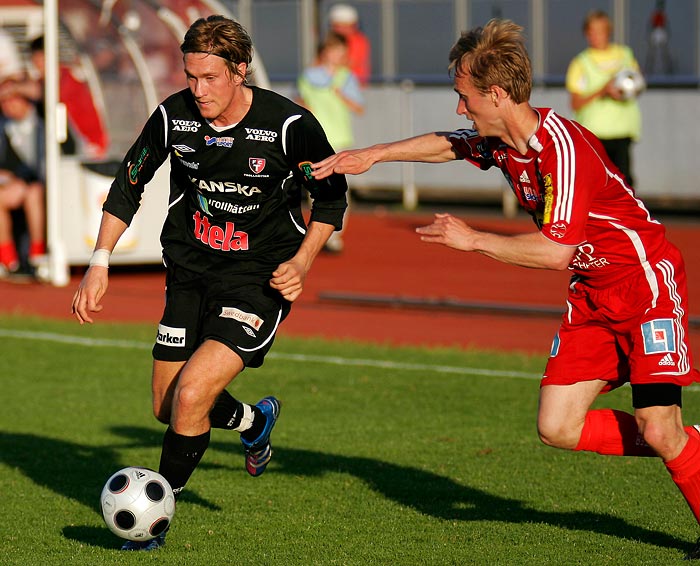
left=71, top=15, right=348, bottom=551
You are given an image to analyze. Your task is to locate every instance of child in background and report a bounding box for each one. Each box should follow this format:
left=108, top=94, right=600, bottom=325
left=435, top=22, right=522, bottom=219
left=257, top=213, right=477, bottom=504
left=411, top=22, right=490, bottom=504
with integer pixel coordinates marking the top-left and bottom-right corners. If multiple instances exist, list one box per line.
left=297, top=32, right=363, bottom=253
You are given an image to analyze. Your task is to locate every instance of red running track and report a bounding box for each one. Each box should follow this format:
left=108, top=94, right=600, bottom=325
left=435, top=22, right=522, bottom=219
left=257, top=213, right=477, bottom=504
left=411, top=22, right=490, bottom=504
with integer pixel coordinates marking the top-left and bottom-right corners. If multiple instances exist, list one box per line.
left=1, top=209, right=699, bottom=358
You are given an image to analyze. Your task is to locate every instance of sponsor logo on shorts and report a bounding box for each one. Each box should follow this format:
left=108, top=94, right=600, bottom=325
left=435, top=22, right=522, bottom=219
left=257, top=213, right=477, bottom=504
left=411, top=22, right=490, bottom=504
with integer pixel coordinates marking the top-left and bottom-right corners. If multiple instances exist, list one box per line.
left=549, top=332, right=560, bottom=357
left=156, top=324, right=186, bottom=347
left=219, top=307, right=264, bottom=330
left=658, top=353, right=675, bottom=366
left=641, top=319, right=677, bottom=354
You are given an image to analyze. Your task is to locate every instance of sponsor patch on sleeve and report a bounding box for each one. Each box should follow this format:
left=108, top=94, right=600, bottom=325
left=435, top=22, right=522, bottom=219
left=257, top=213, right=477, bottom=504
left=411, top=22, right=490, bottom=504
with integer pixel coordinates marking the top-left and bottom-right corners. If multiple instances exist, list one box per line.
left=543, top=173, right=553, bottom=225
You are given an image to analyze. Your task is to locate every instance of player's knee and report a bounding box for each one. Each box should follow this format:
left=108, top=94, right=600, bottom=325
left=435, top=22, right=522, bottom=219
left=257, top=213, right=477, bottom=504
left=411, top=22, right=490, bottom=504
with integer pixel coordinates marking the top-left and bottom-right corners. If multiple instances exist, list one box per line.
left=173, top=383, right=210, bottom=419
left=537, top=417, right=580, bottom=450
left=637, top=419, right=680, bottom=456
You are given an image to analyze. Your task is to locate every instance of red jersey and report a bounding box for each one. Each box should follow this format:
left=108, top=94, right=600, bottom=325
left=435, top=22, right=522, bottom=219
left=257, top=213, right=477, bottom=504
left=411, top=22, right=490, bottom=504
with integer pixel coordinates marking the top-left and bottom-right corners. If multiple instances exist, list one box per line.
left=449, top=108, right=669, bottom=287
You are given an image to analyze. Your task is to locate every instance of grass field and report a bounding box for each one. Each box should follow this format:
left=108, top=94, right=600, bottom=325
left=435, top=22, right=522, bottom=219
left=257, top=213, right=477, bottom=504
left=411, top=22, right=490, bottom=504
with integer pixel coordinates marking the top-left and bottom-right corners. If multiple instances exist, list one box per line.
left=1, top=314, right=699, bottom=565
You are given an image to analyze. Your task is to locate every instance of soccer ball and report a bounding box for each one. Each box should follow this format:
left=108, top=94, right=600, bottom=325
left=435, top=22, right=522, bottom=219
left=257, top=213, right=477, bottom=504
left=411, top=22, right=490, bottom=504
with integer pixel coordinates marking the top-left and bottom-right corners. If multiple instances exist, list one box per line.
left=100, top=467, right=175, bottom=541
left=612, top=68, right=646, bottom=101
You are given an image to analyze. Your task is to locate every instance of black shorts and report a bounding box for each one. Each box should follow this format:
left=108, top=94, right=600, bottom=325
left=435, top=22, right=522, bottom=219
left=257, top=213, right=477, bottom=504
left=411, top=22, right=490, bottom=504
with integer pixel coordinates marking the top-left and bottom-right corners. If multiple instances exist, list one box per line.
left=152, top=262, right=291, bottom=368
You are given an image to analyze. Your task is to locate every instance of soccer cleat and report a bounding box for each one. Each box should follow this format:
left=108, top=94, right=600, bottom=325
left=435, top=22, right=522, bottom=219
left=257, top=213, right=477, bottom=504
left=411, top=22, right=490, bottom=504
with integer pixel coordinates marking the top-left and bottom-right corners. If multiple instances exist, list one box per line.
left=685, top=537, right=700, bottom=560
left=121, top=531, right=167, bottom=551
left=240, top=396, right=281, bottom=477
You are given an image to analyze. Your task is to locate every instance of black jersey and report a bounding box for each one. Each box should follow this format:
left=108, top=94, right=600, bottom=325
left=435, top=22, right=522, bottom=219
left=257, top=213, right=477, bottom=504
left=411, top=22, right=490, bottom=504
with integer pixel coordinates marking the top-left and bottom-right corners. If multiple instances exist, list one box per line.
left=103, top=86, right=347, bottom=280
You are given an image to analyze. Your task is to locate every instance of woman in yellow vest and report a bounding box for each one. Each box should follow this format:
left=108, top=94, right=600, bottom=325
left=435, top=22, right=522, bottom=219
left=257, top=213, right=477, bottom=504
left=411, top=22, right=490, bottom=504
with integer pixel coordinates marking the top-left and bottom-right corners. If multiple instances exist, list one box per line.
left=566, top=10, right=643, bottom=187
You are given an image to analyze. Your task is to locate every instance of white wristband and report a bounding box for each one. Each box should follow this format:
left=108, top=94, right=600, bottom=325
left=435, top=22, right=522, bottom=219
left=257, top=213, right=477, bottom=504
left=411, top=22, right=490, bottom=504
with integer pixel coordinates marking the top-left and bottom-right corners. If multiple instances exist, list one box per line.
left=89, top=248, right=111, bottom=268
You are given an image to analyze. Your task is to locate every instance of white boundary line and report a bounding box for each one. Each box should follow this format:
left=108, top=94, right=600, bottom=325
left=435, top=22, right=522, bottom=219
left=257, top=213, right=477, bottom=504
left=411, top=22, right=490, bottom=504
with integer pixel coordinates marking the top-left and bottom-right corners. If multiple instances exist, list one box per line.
left=0, top=328, right=541, bottom=380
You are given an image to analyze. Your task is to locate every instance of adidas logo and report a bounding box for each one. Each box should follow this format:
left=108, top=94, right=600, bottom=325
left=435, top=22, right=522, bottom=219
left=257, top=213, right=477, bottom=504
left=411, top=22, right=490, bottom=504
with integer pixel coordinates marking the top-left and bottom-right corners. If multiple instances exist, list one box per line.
left=519, top=171, right=530, bottom=183
left=658, top=353, right=675, bottom=366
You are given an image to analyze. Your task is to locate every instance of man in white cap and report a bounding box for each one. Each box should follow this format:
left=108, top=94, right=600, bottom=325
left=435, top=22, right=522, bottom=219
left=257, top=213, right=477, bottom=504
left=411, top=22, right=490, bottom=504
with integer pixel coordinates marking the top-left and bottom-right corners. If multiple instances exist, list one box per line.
left=328, top=3, right=371, bottom=86
left=0, top=29, right=23, bottom=84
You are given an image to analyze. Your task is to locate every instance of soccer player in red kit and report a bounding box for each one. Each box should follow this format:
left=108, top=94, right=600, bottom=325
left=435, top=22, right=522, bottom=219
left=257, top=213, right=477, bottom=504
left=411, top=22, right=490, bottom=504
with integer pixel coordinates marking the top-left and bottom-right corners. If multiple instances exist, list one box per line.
left=312, top=19, right=700, bottom=559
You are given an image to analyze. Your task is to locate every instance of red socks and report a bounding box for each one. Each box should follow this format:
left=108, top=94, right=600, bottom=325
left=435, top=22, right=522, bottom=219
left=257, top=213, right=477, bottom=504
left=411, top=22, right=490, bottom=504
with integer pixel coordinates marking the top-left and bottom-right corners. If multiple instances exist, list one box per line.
left=29, top=240, right=46, bottom=259
left=574, top=409, right=657, bottom=457
left=574, top=411, right=700, bottom=525
left=0, top=241, right=18, bottom=270
left=666, top=426, right=700, bottom=524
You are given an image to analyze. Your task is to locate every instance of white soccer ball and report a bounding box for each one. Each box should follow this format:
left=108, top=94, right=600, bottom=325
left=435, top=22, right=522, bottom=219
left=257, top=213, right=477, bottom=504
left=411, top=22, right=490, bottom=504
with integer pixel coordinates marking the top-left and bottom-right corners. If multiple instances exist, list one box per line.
left=100, top=467, right=175, bottom=542
left=612, top=68, right=646, bottom=101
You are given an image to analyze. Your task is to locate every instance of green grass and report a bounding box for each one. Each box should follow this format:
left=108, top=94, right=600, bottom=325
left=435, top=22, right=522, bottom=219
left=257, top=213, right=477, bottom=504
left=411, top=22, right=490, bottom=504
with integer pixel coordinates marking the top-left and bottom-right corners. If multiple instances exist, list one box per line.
left=0, top=314, right=699, bottom=565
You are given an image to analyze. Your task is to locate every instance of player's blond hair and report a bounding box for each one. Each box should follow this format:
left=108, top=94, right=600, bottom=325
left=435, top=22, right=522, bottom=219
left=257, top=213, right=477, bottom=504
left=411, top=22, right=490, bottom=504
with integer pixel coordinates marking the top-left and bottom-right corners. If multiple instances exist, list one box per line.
left=181, top=15, right=253, bottom=82
left=448, top=19, right=532, bottom=104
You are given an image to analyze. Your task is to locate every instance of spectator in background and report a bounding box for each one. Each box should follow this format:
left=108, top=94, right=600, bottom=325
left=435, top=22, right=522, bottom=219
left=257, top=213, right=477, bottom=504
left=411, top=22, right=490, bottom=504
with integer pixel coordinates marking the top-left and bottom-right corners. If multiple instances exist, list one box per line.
left=0, top=83, right=46, bottom=279
left=328, top=3, right=371, bottom=86
left=23, top=35, right=109, bottom=158
left=646, top=0, right=673, bottom=75
left=566, top=10, right=642, bottom=187
left=0, top=28, right=24, bottom=84
left=297, top=32, right=363, bottom=253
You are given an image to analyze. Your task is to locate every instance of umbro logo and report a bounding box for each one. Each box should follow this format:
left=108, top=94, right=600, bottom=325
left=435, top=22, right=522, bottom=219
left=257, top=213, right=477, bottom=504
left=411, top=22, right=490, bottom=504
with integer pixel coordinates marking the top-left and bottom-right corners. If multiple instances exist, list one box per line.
left=519, top=171, right=530, bottom=183
left=658, top=353, right=675, bottom=366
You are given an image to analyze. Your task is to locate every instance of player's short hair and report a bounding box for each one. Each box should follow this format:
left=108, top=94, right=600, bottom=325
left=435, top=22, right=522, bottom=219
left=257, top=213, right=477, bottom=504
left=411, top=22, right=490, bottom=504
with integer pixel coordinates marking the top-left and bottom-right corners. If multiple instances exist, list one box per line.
left=448, top=19, right=531, bottom=104
left=181, top=15, right=253, bottom=82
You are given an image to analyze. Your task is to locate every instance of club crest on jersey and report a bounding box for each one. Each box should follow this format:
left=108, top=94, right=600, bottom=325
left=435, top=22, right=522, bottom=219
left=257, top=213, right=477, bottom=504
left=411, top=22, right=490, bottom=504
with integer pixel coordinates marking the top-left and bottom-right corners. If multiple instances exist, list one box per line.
left=549, top=221, right=568, bottom=239
left=249, top=158, right=266, bottom=174
left=641, top=319, right=677, bottom=354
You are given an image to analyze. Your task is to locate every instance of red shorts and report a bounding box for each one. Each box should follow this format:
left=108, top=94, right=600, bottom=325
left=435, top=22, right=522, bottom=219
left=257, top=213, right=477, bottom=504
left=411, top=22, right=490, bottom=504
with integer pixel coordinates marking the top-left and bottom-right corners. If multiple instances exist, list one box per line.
left=542, top=247, right=700, bottom=391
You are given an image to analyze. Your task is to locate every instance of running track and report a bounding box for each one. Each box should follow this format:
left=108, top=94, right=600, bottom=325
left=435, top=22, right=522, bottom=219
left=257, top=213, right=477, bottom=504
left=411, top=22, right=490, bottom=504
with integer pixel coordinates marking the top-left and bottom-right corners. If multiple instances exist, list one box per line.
left=1, top=209, right=699, bottom=359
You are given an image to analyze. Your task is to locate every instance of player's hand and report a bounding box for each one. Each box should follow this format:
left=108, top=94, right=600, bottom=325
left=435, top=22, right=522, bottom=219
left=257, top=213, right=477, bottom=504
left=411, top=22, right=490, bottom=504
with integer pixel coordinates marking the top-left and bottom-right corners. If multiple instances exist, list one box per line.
left=312, top=148, right=374, bottom=180
left=415, top=213, right=478, bottom=251
left=71, top=266, right=109, bottom=324
left=270, top=259, right=307, bottom=302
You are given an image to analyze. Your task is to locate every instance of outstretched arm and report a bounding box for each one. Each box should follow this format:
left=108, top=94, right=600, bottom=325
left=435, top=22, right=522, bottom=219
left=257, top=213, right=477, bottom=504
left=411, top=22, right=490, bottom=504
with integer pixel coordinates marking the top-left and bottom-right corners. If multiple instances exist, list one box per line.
left=71, top=211, right=128, bottom=324
left=311, top=132, right=459, bottom=180
left=416, top=213, right=575, bottom=270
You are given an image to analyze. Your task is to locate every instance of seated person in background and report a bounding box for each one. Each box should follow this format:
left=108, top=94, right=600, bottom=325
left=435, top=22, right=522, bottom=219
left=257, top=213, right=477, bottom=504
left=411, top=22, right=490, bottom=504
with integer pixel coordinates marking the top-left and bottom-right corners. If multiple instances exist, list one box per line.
left=18, top=35, right=109, bottom=158
left=0, top=28, right=24, bottom=84
left=0, top=82, right=46, bottom=277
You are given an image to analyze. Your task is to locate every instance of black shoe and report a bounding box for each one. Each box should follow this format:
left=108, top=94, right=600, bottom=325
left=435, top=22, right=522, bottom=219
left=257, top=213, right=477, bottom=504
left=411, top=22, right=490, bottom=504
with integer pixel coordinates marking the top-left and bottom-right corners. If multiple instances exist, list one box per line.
left=685, top=537, right=700, bottom=560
